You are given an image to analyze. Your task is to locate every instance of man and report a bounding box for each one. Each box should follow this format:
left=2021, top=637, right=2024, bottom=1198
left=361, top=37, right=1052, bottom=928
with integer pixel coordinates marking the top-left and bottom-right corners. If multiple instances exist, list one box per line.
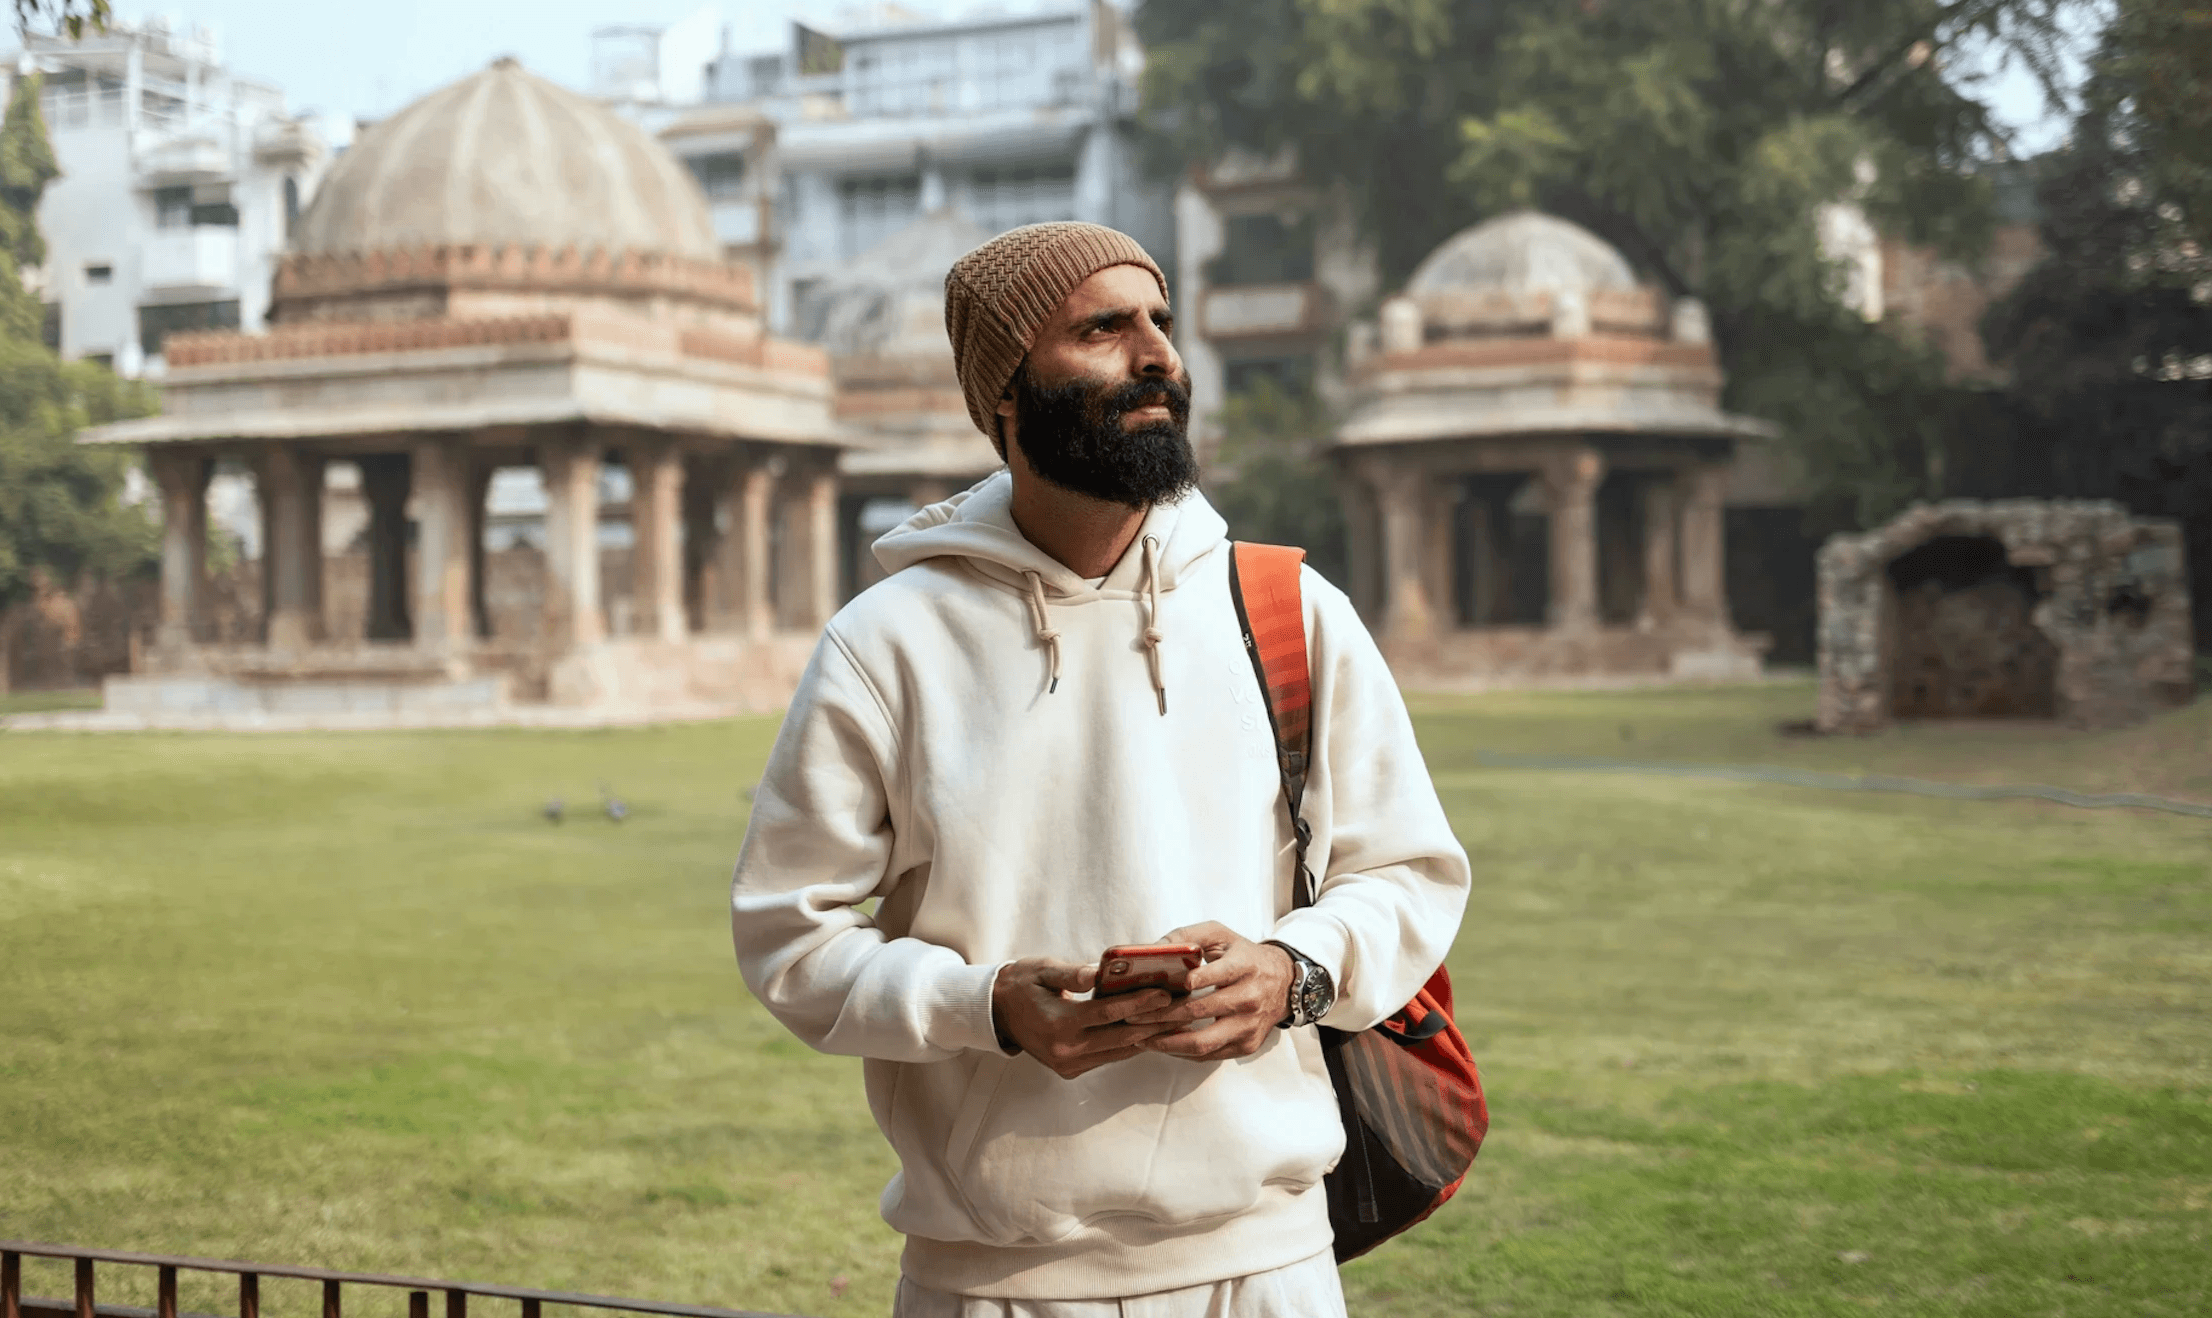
left=732, top=222, right=1469, bottom=1316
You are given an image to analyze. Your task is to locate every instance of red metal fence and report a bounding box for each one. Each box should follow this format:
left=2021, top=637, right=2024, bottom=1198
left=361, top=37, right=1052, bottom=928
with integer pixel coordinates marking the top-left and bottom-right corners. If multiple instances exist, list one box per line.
left=0, top=1244, right=802, bottom=1318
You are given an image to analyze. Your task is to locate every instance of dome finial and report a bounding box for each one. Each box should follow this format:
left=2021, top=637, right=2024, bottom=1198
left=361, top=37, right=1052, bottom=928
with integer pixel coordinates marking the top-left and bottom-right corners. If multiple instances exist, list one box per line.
left=491, top=55, right=521, bottom=71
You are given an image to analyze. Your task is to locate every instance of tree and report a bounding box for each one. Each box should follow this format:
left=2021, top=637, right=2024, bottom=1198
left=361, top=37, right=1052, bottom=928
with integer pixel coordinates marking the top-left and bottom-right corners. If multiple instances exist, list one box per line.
left=12, top=1, right=110, bottom=39
left=1206, top=377, right=1348, bottom=585
left=0, top=24, right=157, bottom=611
left=1984, top=0, right=2212, bottom=648
left=1136, top=0, right=2088, bottom=531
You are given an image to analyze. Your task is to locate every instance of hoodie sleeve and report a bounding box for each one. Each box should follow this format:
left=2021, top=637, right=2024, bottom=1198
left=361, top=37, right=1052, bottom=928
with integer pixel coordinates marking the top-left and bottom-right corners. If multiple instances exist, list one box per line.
left=1266, top=571, right=1472, bottom=1031
left=731, top=629, right=1006, bottom=1063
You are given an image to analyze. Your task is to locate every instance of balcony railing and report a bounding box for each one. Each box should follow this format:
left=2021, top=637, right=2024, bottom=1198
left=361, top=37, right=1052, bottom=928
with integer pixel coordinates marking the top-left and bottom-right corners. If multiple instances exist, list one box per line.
left=0, top=1244, right=802, bottom=1318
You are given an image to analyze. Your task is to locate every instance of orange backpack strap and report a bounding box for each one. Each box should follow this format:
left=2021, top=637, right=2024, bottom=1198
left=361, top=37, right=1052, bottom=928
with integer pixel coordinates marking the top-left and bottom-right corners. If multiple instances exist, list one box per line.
left=1228, top=541, right=1315, bottom=906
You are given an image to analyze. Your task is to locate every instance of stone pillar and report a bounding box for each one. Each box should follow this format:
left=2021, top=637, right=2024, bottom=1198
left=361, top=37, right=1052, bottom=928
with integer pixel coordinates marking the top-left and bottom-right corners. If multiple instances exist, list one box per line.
left=1543, top=446, right=1604, bottom=630
left=908, top=479, right=950, bottom=509
left=628, top=438, right=686, bottom=642
left=1374, top=463, right=1436, bottom=643
left=539, top=436, right=604, bottom=650
left=410, top=437, right=473, bottom=653
left=151, top=449, right=210, bottom=649
left=260, top=443, right=326, bottom=651
left=797, top=463, right=840, bottom=630
left=359, top=453, right=413, bottom=641
left=1639, top=477, right=1679, bottom=626
left=1679, top=462, right=1728, bottom=629
left=716, top=456, right=775, bottom=639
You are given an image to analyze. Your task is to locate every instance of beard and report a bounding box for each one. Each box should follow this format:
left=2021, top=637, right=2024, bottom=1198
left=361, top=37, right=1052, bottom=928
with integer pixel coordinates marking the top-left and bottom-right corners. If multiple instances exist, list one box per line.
left=1010, top=366, right=1199, bottom=509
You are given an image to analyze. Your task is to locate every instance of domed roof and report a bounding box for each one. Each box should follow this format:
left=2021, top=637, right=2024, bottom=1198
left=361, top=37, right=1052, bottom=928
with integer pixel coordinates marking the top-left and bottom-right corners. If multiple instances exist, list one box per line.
left=1407, top=211, right=1636, bottom=298
left=294, top=59, right=718, bottom=260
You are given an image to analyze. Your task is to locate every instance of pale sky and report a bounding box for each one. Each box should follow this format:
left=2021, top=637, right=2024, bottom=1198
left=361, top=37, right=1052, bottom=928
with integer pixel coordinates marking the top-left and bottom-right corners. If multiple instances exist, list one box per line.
left=111, top=0, right=2082, bottom=151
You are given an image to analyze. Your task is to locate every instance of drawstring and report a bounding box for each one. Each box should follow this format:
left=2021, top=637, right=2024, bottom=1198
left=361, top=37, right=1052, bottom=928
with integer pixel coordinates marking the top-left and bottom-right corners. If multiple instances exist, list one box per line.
left=1023, top=541, right=1167, bottom=714
left=1140, top=535, right=1167, bottom=715
left=1023, top=571, right=1062, bottom=694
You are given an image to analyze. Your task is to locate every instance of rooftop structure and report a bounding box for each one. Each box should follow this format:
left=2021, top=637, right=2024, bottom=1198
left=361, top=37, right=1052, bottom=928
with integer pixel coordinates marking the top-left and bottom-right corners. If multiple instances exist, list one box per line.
left=83, top=59, right=842, bottom=721
left=1334, top=211, right=1776, bottom=683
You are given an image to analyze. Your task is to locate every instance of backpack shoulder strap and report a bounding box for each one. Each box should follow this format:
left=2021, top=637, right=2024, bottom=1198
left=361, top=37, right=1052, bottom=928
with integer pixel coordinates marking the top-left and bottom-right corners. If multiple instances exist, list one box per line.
left=1228, top=541, right=1315, bottom=908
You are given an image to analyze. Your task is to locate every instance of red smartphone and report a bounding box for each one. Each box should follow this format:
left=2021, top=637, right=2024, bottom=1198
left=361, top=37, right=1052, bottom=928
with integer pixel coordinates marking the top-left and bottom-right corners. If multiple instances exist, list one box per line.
left=1095, top=942, right=1205, bottom=998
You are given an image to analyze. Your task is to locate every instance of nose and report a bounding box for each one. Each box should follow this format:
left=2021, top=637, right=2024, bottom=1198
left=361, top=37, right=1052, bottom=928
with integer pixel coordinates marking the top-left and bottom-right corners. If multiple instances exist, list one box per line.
left=1132, top=309, right=1181, bottom=379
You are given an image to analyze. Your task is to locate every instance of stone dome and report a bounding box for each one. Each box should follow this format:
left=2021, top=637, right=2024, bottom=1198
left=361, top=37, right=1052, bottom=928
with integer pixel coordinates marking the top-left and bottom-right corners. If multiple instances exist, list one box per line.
left=1407, top=211, right=1637, bottom=299
left=294, top=58, right=718, bottom=260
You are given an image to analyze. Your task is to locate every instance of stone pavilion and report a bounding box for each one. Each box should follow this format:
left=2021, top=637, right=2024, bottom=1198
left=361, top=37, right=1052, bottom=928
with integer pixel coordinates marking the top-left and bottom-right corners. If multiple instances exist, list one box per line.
left=1333, top=212, right=1775, bottom=683
left=83, top=59, right=843, bottom=717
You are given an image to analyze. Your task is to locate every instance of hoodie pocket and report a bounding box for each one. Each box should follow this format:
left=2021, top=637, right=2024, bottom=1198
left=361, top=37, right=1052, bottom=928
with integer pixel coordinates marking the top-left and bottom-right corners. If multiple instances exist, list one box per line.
left=943, top=1050, right=1010, bottom=1171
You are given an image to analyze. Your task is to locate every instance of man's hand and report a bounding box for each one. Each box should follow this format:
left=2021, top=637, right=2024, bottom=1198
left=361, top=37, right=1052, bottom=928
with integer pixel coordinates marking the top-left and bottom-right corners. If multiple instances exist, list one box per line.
left=992, top=958, right=1177, bottom=1080
left=1130, top=922, right=1294, bottom=1063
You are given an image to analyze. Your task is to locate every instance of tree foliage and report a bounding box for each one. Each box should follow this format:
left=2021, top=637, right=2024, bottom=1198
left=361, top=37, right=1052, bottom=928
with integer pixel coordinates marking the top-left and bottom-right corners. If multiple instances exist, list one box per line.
left=1136, top=0, right=2089, bottom=531
left=0, top=24, right=157, bottom=610
left=1984, top=0, right=2212, bottom=644
left=1205, top=377, right=1348, bottom=585
left=12, top=0, right=110, bottom=39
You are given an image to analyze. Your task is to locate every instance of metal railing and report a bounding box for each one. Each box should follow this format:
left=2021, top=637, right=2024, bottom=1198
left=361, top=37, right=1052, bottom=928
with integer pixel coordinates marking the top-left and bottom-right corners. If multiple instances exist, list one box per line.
left=0, top=1245, right=802, bottom=1318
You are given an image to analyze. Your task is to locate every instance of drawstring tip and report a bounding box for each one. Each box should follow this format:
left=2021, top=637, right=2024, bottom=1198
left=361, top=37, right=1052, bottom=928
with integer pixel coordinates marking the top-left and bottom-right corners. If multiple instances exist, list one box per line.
left=1049, top=677, right=1059, bottom=694
left=1156, top=691, right=1167, bottom=716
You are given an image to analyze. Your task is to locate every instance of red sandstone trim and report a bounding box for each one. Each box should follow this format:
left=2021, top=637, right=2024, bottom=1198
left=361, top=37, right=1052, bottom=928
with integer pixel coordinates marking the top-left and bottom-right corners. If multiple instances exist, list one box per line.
left=272, top=243, right=757, bottom=313
left=166, top=315, right=575, bottom=367
left=679, top=328, right=830, bottom=377
left=1376, top=335, right=1717, bottom=374
left=833, top=386, right=970, bottom=418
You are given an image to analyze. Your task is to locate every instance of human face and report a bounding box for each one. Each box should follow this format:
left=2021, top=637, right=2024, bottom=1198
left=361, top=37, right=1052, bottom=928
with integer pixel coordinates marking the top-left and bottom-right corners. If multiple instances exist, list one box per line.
left=999, top=264, right=1198, bottom=507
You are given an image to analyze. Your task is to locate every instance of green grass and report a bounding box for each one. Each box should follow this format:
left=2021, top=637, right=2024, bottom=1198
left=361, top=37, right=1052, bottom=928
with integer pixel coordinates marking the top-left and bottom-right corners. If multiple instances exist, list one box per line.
left=2, top=683, right=2208, bottom=1318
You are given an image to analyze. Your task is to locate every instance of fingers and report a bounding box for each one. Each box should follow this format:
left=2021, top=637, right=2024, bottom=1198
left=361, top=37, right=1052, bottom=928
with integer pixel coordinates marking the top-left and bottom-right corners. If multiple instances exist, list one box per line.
left=1030, top=960, right=1096, bottom=994
left=1083, top=988, right=1174, bottom=1024
left=1161, top=921, right=1234, bottom=953
left=1145, top=1019, right=1268, bottom=1061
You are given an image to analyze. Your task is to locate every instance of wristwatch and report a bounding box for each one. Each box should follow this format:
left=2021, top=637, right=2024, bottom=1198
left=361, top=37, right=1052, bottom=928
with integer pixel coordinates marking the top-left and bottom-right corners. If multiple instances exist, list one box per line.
left=1269, top=942, right=1335, bottom=1029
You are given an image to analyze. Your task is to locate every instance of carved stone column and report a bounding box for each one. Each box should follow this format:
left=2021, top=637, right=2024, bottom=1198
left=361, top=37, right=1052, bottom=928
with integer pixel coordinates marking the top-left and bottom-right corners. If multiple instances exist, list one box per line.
left=1374, top=461, right=1436, bottom=643
left=1678, top=462, right=1729, bottom=629
left=259, top=443, right=326, bottom=651
left=797, top=461, right=840, bottom=630
left=538, top=435, right=604, bottom=651
left=359, top=453, right=413, bottom=641
left=1639, top=477, right=1679, bottom=627
left=628, top=437, right=686, bottom=643
left=467, top=460, right=494, bottom=640
left=1542, top=446, right=1605, bottom=630
left=150, top=448, right=210, bottom=649
left=718, top=456, right=776, bottom=639
left=410, top=437, right=474, bottom=653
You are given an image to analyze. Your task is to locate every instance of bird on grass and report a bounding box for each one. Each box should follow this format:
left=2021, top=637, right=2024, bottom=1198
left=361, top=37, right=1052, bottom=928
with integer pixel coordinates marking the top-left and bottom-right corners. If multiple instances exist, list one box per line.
left=598, top=781, right=629, bottom=823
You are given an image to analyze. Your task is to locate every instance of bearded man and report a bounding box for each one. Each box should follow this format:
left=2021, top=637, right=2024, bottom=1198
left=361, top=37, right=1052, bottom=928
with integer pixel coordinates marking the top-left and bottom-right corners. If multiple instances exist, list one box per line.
left=732, top=222, right=1469, bottom=1316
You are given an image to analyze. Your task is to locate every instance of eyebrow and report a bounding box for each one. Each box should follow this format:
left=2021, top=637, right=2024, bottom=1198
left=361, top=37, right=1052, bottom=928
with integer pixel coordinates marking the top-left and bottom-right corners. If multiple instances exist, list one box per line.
left=1079, top=305, right=1175, bottom=333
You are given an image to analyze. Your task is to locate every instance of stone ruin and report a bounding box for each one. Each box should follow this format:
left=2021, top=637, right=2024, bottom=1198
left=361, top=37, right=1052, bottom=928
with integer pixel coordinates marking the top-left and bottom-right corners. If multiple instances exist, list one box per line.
left=1818, top=500, right=2195, bottom=732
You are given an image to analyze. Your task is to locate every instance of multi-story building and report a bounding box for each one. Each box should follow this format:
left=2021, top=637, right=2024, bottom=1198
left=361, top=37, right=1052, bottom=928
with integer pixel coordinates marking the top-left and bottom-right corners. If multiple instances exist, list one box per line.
left=598, top=1, right=1173, bottom=337
left=9, top=16, right=334, bottom=377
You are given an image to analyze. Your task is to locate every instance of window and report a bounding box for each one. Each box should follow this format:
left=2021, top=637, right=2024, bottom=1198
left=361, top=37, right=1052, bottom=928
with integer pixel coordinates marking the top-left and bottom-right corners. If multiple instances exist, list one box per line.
left=84, top=262, right=113, bottom=285
left=838, top=173, right=922, bottom=259
left=686, top=151, right=747, bottom=200
left=138, top=299, right=240, bottom=357
left=1207, top=213, right=1316, bottom=287
left=155, top=185, right=193, bottom=229
left=964, top=164, right=1076, bottom=234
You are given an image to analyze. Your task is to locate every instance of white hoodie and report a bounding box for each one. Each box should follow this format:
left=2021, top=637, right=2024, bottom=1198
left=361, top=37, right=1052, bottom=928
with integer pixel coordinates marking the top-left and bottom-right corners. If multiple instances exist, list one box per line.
left=730, top=472, right=1469, bottom=1299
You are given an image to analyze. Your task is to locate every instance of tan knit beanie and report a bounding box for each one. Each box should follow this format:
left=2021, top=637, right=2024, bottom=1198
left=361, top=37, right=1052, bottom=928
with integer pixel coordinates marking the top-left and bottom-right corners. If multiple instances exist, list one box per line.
left=943, top=221, right=1169, bottom=438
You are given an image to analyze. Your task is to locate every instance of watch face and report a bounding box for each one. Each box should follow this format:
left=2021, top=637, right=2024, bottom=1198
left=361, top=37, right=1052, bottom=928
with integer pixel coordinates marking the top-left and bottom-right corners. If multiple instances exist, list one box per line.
left=1301, top=968, right=1334, bottom=1023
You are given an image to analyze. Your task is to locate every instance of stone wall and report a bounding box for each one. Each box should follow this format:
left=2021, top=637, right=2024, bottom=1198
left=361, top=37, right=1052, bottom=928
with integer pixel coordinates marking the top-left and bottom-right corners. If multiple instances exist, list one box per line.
left=1817, top=500, right=2195, bottom=732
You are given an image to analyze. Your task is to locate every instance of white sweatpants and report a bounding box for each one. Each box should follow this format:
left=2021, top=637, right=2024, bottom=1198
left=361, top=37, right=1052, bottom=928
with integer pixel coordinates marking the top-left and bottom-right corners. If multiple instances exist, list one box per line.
left=891, top=1248, right=1346, bottom=1318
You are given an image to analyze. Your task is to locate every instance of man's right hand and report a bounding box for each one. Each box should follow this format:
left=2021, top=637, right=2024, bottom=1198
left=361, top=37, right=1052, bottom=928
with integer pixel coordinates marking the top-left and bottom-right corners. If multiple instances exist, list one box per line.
left=991, top=958, right=1176, bottom=1080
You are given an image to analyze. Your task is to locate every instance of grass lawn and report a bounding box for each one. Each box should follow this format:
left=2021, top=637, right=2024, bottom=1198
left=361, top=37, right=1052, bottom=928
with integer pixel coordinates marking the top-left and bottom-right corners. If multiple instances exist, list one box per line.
left=0, top=688, right=102, bottom=717
left=2, top=682, right=2207, bottom=1318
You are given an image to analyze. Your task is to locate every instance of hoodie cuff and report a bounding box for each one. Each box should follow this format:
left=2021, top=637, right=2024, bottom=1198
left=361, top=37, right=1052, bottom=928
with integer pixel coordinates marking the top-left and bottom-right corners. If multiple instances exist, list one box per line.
left=1266, top=910, right=1351, bottom=1000
left=927, top=956, right=1014, bottom=1056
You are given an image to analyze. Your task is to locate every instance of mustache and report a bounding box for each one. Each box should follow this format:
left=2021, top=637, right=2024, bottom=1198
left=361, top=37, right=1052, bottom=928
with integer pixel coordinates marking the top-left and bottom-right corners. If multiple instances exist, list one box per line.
left=1100, top=375, right=1192, bottom=423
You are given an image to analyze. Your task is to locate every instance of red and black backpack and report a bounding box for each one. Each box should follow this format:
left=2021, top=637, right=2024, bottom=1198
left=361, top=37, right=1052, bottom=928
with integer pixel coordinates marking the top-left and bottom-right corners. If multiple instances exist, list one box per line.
left=1227, top=541, right=1490, bottom=1263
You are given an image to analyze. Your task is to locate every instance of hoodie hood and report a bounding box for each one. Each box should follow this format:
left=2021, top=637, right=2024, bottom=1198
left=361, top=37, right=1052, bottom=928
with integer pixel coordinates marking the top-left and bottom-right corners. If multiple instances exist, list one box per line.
left=870, top=471, right=1230, bottom=713
left=872, top=470, right=1228, bottom=602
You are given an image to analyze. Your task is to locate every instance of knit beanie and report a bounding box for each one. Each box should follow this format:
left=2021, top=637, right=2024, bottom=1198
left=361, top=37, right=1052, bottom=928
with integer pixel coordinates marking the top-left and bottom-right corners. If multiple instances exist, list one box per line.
left=943, top=221, right=1169, bottom=438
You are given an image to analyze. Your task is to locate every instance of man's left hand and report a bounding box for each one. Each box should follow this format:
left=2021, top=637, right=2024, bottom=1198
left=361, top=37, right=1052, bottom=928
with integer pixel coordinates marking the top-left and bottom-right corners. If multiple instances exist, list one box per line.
left=1129, top=921, right=1293, bottom=1062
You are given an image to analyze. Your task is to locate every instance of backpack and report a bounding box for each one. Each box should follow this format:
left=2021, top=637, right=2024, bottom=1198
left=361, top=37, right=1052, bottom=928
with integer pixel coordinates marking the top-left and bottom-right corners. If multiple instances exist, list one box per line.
left=1227, top=541, right=1490, bottom=1263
